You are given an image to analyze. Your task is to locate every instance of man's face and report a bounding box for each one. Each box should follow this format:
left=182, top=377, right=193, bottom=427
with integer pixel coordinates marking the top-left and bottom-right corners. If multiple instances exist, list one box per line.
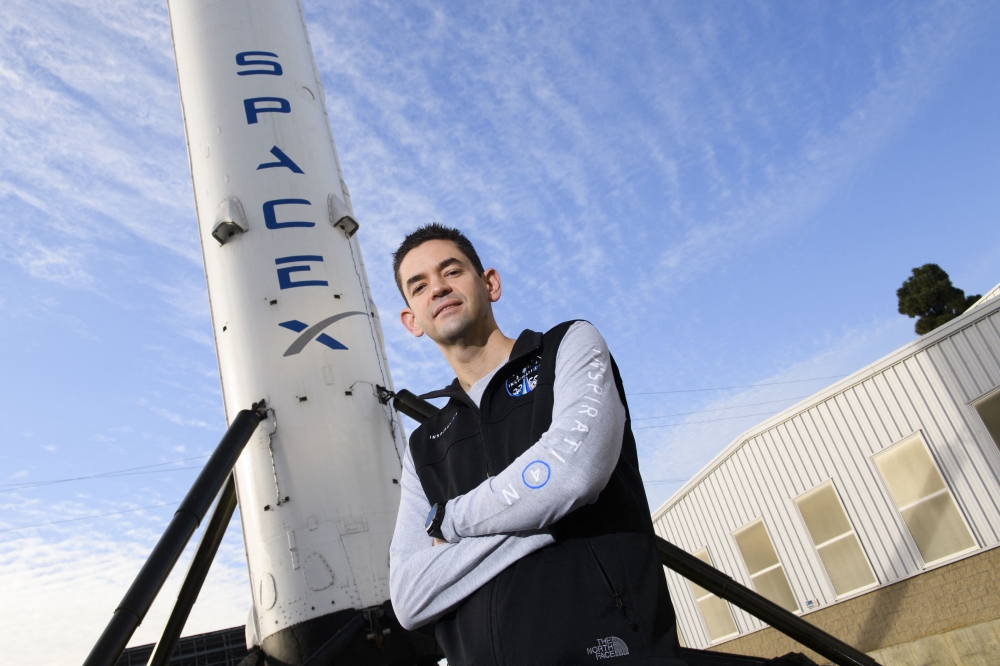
left=398, top=239, right=500, bottom=344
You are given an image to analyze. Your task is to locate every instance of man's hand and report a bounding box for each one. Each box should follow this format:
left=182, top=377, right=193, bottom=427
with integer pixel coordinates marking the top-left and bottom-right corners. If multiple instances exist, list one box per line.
left=433, top=538, right=447, bottom=546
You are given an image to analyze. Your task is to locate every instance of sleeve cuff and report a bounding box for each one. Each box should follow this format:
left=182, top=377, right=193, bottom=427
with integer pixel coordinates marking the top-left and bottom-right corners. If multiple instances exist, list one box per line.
left=441, top=501, right=461, bottom=543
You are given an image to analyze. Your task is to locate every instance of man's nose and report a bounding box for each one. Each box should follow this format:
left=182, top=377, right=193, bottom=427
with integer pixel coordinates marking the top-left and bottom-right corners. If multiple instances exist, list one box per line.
left=430, top=279, right=451, bottom=297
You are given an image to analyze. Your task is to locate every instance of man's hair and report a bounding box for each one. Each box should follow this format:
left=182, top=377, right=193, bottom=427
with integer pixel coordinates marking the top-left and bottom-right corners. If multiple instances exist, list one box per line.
left=392, top=223, right=485, bottom=301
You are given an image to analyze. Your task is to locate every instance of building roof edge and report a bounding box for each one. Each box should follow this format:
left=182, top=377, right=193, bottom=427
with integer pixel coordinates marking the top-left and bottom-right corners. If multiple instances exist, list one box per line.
left=651, top=288, right=1000, bottom=522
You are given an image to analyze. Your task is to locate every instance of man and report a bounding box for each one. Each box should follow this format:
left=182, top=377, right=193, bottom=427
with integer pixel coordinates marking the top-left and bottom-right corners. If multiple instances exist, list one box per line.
left=388, top=224, right=684, bottom=665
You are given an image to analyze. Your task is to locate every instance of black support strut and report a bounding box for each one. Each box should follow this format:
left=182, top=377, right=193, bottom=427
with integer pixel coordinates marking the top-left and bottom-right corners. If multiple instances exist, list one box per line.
left=146, top=473, right=240, bottom=666
left=392, top=389, right=439, bottom=422
left=82, top=402, right=266, bottom=666
left=656, top=537, right=879, bottom=666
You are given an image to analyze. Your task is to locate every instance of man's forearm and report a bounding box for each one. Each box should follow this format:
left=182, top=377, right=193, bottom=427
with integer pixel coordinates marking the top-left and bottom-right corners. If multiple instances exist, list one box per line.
left=389, top=530, right=552, bottom=629
left=388, top=447, right=554, bottom=629
left=441, top=322, right=626, bottom=541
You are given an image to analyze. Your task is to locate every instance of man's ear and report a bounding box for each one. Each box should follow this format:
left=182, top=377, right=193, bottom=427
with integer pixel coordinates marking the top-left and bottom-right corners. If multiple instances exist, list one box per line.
left=400, top=308, right=425, bottom=338
left=483, top=268, right=502, bottom=304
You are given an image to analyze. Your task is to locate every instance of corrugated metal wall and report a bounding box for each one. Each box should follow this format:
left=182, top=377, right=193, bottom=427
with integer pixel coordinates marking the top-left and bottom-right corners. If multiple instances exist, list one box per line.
left=652, top=297, right=1000, bottom=649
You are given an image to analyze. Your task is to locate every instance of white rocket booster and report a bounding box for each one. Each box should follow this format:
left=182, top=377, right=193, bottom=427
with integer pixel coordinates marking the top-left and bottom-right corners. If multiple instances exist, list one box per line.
left=168, top=1, right=417, bottom=662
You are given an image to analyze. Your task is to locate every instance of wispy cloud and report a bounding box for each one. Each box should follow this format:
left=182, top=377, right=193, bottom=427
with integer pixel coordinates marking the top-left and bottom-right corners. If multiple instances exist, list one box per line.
left=304, top=1, right=980, bottom=340
left=0, top=0, right=196, bottom=284
left=0, top=515, right=250, bottom=663
left=151, top=406, right=212, bottom=430
left=0, top=0, right=980, bottom=389
left=645, top=1, right=976, bottom=293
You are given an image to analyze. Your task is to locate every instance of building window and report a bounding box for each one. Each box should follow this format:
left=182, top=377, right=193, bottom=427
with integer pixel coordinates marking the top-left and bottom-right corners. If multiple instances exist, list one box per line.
left=732, top=519, right=799, bottom=613
left=794, top=481, right=877, bottom=598
left=688, top=548, right=739, bottom=642
left=972, top=388, right=1000, bottom=449
left=872, top=433, right=977, bottom=566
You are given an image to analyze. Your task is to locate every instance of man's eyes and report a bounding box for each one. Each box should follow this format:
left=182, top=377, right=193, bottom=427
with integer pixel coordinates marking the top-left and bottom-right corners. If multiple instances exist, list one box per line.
left=410, top=269, right=461, bottom=295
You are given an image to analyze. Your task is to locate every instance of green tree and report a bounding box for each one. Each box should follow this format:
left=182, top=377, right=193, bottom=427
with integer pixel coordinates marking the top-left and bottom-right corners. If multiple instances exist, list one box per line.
left=897, top=264, right=981, bottom=335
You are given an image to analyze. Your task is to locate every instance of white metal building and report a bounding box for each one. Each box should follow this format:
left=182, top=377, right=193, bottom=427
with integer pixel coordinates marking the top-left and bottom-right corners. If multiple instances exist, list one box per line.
left=652, top=284, right=1000, bottom=650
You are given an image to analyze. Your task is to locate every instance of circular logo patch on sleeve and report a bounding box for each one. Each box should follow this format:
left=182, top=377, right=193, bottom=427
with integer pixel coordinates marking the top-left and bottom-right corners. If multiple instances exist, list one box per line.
left=522, top=460, right=551, bottom=489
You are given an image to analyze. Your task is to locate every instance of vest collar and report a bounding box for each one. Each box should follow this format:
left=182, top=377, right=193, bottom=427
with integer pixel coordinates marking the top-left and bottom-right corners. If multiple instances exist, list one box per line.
left=509, top=327, right=543, bottom=359
left=418, top=328, right=542, bottom=406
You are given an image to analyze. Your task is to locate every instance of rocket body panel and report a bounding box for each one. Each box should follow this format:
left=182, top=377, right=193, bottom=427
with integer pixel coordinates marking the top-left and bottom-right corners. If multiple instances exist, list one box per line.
left=168, top=0, right=405, bottom=642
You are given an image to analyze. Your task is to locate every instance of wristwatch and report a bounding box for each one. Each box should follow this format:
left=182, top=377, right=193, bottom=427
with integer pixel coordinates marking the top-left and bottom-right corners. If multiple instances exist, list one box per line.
left=425, top=502, right=446, bottom=540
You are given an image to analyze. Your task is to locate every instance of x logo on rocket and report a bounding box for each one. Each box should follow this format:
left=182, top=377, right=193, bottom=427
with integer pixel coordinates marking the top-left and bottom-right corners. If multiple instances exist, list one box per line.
left=278, top=311, right=367, bottom=357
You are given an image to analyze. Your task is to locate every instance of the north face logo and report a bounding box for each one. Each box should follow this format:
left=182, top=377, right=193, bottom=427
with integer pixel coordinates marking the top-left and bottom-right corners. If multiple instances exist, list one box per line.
left=586, top=636, right=629, bottom=659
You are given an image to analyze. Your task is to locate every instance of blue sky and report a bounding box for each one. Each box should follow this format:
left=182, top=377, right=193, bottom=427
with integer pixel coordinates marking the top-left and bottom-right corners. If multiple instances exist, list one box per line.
left=2, top=1, right=998, bottom=662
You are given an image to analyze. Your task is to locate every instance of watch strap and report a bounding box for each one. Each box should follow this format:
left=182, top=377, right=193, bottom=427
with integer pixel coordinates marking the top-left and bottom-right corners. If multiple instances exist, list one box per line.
left=425, top=502, right=445, bottom=540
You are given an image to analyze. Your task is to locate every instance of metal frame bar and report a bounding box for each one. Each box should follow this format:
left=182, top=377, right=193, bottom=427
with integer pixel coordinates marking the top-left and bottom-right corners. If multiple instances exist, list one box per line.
left=82, top=402, right=266, bottom=666
left=393, top=389, right=440, bottom=422
left=657, top=534, right=878, bottom=665
left=146, top=474, right=240, bottom=666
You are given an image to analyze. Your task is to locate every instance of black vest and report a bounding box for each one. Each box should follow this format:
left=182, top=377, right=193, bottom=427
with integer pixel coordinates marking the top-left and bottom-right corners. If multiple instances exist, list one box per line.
left=408, top=322, right=684, bottom=666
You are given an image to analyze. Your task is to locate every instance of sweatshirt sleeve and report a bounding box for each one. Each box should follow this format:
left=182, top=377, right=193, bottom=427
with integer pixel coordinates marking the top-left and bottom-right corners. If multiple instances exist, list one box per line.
left=389, top=443, right=554, bottom=630
left=439, top=321, right=626, bottom=541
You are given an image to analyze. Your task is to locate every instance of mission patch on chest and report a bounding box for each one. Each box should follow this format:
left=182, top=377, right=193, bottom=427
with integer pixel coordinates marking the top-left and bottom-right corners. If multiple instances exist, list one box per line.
left=505, top=353, right=542, bottom=397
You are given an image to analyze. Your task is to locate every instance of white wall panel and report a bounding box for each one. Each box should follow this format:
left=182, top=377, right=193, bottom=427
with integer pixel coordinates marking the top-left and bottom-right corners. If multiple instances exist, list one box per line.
left=654, top=298, right=1000, bottom=649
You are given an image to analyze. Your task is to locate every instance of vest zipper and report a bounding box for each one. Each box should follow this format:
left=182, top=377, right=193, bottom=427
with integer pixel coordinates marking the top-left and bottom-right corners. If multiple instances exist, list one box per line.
left=475, top=405, right=492, bottom=477
left=477, top=379, right=496, bottom=479
left=585, top=539, right=639, bottom=632
left=479, top=342, right=545, bottom=663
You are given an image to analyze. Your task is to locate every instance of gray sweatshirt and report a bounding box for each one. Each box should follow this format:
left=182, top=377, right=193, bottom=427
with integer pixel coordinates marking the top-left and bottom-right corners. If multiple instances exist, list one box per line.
left=389, top=322, right=626, bottom=630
